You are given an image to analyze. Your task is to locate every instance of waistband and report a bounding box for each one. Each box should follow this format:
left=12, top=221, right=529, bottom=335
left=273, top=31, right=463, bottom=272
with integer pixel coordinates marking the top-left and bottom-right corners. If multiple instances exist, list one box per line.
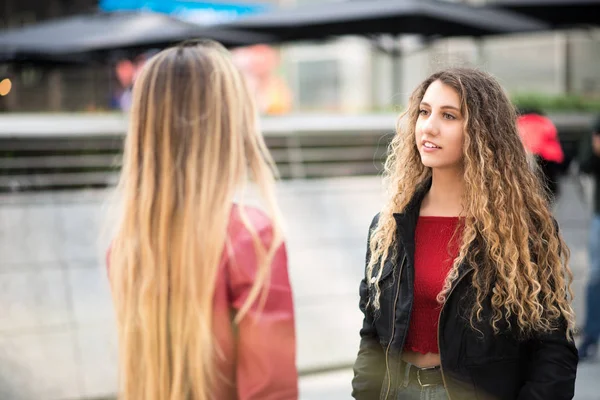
left=400, top=360, right=444, bottom=388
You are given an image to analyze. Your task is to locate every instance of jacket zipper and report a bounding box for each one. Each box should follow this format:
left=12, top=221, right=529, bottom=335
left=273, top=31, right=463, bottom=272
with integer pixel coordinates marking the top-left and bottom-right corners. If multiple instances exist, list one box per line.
left=437, top=267, right=473, bottom=400
left=383, top=254, right=406, bottom=400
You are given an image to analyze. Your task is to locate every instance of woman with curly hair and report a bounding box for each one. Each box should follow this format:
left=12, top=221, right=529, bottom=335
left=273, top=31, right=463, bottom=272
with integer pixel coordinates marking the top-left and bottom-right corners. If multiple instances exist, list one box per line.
left=351, top=68, right=577, bottom=400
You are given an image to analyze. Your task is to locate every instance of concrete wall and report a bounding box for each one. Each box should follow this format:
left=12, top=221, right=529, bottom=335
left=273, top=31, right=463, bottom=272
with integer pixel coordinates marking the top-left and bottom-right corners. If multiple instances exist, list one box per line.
left=0, top=176, right=592, bottom=400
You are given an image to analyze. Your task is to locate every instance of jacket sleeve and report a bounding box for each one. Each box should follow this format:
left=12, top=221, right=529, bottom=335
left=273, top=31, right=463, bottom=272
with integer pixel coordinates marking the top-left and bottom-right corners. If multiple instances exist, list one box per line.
left=517, top=320, right=578, bottom=400
left=352, top=214, right=386, bottom=400
left=517, top=220, right=578, bottom=400
left=228, top=223, right=298, bottom=400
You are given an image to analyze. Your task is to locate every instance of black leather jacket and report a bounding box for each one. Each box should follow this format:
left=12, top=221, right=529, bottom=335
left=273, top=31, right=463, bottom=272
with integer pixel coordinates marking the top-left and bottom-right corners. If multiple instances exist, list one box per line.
left=351, top=182, right=578, bottom=400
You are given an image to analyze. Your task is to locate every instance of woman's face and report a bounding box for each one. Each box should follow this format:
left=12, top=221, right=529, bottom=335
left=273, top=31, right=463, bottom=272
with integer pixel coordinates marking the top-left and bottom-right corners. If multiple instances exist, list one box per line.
left=415, top=80, right=466, bottom=171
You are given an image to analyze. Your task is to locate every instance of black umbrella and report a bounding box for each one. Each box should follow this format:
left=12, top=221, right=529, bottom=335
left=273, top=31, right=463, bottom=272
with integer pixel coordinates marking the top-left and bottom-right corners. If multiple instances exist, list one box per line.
left=0, top=11, right=275, bottom=64
left=491, top=0, right=600, bottom=94
left=490, top=0, right=600, bottom=28
left=218, top=0, right=549, bottom=43
left=216, top=0, right=549, bottom=98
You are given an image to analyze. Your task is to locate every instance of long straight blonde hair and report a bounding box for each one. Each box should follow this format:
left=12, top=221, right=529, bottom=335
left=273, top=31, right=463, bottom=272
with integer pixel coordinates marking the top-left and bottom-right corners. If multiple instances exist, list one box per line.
left=107, top=40, right=283, bottom=400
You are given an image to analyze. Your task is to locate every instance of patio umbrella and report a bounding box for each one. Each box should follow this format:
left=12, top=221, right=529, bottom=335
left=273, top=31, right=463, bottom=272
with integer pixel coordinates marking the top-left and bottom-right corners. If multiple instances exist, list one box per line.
left=217, top=0, right=549, bottom=101
left=491, top=0, right=600, bottom=94
left=490, top=0, right=600, bottom=28
left=218, top=0, right=550, bottom=42
left=0, top=11, right=275, bottom=64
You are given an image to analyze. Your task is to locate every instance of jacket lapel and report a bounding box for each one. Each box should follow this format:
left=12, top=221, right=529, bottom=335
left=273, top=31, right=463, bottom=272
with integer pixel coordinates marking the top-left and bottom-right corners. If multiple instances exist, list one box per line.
left=392, top=178, right=432, bottom=267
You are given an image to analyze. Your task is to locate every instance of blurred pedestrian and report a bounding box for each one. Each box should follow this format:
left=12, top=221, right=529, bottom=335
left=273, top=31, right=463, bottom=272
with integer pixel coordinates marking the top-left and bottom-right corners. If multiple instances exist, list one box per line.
left=106, top=40, right=298, bottom=400
left=516, top=108, right=565, bottom=202
left=577, top=115, right=600, bottom=361
left=231, top=44, right=292, bottom=115
left=352, top=68, right=577, bottom=400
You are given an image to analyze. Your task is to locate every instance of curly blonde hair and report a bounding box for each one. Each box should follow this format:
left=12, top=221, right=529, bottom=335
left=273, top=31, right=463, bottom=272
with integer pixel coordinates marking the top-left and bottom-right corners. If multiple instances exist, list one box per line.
left=367, top=68, right=574, bottom=339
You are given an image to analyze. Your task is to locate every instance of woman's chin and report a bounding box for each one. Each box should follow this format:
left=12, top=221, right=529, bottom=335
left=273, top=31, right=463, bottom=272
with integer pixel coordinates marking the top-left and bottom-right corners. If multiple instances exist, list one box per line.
left=419, top=155, right=441, bottom=169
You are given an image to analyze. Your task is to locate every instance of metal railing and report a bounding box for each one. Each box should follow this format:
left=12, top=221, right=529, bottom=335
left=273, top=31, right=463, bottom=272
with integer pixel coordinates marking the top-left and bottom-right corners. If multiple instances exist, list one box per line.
left=0, top=113, right=594, bottom=192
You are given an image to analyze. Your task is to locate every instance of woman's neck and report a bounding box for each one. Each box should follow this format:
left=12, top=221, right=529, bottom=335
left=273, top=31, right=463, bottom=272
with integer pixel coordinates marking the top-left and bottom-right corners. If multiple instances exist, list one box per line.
left=420, top=168, right=465, bottom=217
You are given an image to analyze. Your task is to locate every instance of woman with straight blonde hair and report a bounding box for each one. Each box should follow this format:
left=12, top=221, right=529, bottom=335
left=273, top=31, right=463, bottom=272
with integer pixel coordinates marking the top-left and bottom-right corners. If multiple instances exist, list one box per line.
left=352, top=68, right=577, bottom=400
left=107, top=40, right=298, bottom=400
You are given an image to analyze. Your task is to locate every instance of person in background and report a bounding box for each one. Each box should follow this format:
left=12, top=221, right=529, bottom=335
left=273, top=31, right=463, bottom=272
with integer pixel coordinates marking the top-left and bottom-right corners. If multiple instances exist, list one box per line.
left=106, top=40, right=298, bottom=400
left=352, top=68, right=577, bottom=400
left=231, top=45, right=292, bottom=115
left=577, top=115, right=600, bottom=361
left=516, top=108, right=565, bottom=202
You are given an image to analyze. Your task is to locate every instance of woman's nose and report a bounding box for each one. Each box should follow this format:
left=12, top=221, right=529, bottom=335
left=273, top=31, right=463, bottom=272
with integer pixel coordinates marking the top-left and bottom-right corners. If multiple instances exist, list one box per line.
left=422, top=115, right=439, bottom=136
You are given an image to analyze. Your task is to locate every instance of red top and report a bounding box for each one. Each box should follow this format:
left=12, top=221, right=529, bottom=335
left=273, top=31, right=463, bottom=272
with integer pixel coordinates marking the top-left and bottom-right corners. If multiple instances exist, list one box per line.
left=404, top=216, right=462, bottom=355
left=212, top=205, right=298, bottom=399
left=108, top=205, right=298, bottom=399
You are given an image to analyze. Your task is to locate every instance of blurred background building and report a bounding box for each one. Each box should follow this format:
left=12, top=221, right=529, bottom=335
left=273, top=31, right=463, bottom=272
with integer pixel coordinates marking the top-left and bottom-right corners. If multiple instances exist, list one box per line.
left=1, top=0, right=599, bottom=113
left=0, top=0, right=280, bottom=112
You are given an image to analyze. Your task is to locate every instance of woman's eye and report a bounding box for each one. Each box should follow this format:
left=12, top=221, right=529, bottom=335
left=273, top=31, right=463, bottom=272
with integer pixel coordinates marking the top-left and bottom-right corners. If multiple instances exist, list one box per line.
left=419, top=109, right=429, bottom=116
left=443, top=113, right=456, bottom=120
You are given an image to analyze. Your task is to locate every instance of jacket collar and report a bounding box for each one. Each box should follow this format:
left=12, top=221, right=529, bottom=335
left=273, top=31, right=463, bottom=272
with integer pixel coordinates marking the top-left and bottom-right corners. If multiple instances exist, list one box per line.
left=391, top=177, right=432, bottom=262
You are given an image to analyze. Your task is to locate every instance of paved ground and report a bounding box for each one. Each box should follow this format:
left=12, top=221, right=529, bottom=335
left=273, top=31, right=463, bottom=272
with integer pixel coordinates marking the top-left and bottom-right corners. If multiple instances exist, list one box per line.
left=299, top=359, right=600, bottom=400
left=1, top=176, right=597, bottom=399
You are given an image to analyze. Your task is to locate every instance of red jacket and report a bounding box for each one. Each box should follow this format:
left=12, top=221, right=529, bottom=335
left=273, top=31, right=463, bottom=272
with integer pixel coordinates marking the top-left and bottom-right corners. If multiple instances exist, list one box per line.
left=108, top=205, right=298, bottom=399
left=213, top=205, right=298, bottom=399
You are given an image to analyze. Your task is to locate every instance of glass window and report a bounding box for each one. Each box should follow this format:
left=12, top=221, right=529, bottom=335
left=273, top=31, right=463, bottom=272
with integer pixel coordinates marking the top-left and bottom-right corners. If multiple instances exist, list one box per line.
left=296, top=59, right=340, bottom=110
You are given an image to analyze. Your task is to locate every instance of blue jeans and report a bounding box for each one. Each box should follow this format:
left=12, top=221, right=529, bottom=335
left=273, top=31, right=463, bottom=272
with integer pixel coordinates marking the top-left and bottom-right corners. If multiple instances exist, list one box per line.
left=584, top=215, right=600, bottom=340
left=397, top=363, right=449, bottom=400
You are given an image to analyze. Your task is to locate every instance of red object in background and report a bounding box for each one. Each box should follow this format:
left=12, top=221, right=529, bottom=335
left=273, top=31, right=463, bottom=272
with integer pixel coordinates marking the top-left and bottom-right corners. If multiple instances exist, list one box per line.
left=517, top=113, right=564, bottom=163
left=231, top=45, right=292, bottom=115
left=115, top=60, right=135, bottom=88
